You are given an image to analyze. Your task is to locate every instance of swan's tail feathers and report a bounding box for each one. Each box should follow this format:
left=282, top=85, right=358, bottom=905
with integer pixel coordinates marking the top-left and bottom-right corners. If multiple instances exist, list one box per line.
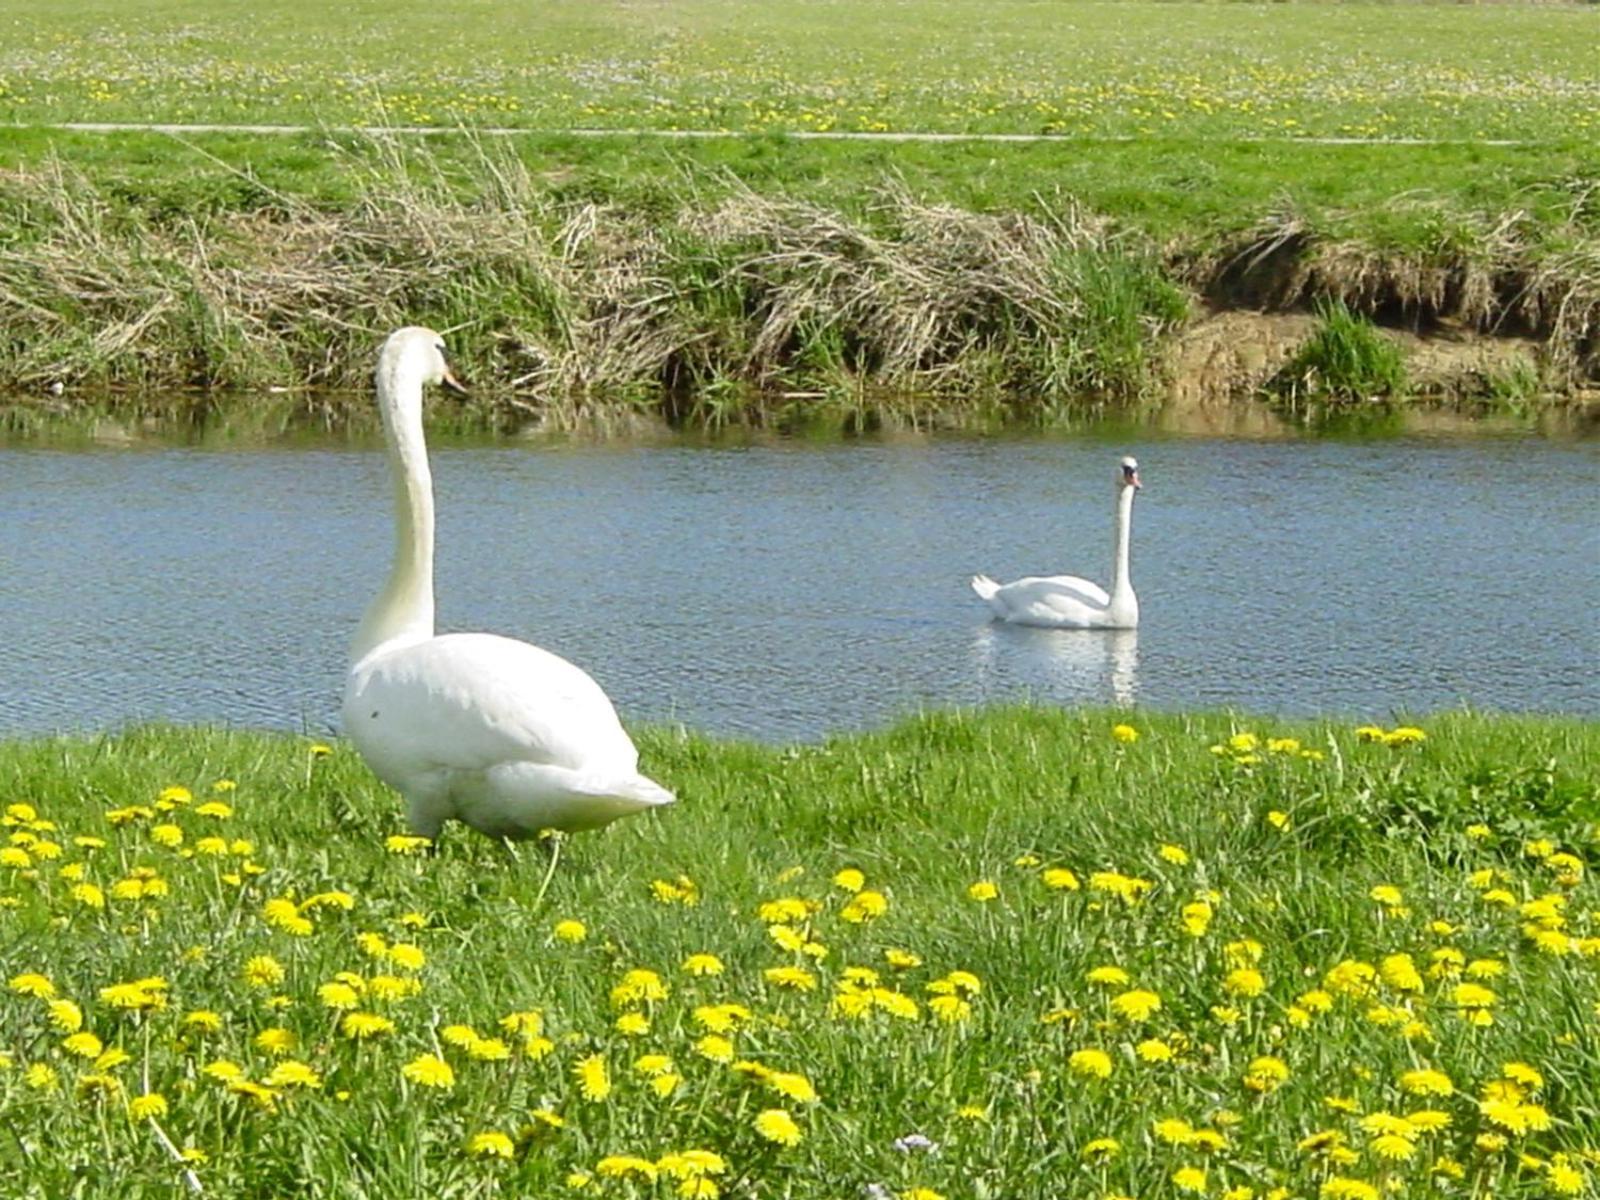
left=970, top=574, right=1001, bottom=603
left=582, top=772, right=675, bottom=811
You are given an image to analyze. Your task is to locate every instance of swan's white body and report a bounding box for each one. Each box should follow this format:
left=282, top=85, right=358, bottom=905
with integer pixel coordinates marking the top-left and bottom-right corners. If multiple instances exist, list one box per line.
left=972, top=457, right=1142, bottom=630
left=342, top=328, right=672, bottom=840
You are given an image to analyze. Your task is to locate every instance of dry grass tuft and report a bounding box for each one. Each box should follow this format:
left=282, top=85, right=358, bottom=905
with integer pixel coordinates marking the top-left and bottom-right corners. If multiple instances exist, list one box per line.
left=0, top=143, right=1182, bottom=423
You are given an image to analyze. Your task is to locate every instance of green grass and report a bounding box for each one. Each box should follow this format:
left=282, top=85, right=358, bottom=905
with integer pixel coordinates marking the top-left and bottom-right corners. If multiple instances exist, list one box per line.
left=1272, top=299, right=1410, bottom=411
left=3, top=0, right=1597, bottom=142
left=2, top=710, right=1598, bottom=1197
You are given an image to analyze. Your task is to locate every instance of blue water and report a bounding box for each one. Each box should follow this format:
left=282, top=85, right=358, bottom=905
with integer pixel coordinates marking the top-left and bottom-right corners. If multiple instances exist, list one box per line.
left=1, top=432, right=1595, bottom=740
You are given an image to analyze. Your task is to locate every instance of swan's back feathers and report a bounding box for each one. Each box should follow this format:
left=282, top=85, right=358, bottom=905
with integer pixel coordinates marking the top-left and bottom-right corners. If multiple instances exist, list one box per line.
left=977, top=574, right=1117, bottom=628
left=345, top=632, right=639, bottom=781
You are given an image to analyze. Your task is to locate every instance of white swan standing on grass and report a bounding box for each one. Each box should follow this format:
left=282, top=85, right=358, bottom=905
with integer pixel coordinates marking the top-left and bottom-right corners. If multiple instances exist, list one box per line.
left=971, top=456, right=1142, bottom=629
left=342, top=327, right=673, bottom=842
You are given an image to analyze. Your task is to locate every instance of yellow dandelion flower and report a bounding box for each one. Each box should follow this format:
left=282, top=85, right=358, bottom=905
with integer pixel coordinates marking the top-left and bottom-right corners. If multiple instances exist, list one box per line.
left=386, top=943, right=425, bottom=971
left=575, top=1054, right=610, bottom=1101
left=1243, top=1056, right=1290, bottom=1093
left=254, top=1028, right=296, bottom=1055
left=695, top=1034, right=735, bottom=1063
left=1137, top=1037, right=1175, bottom=1062
left=1068, top=1048, right=1113, bottom=1080
left=1110, top=989, right=1161, bottom=1022
left=318, top=982, right=360, bottom=1011
left=1173, top=1166, right=1207, bottom=1194
left=47, top=999, right=83, bottom=1033
left=402, top=1054, right=455, bottom=1089
left=1502, top=1062, right=1544, bottom=1091
left=1406, top=1109, right=1451, bottom=1131
left=1181, top=901, right=1213, bottom=936
left=610, top=968, right=669, bottom=1008
left=1088, top=871, right=1152, bottom=902
left=1111, top=724, right=1139, bottom=743
left=597, top=1155, right=657, bottom=1180
left=549, top=919, right=586, bottom=943
left=62, top=1032, right=104, bottom=1059
left=127, top=1093, right=168, bottom=1121
left=1547, top=1158, right=1586, bottom=1196
left=1223, top=968, right=1265, bottom=998
left=1082, top=1136, right=1121, bottom=1159
left=181, top=1010, right=222, bottom=1034
left=466, top=1131, right=515, bottom=1159
left=1159, top=844, right=1190, bottom=865
left=753, top=1108, right=802, bottom=1147
left=929, top=994, right=971, bottom=1023
left=1370, top=1133, right=1415, bottom=1161
left=467, top=1037, right=511, bottom=1061
left=768, top=1071, right=818, bottom=1103
left=841, top=890, right=888, bottom=922
left=764, top=966, right=816, bottom=991
left=242, top=956, right=285, bottom=989
left=1042, top=868, right=1080, bottom=891
left=340, top=1011, right=395, bottom=1039
left=9, top=972, right=55, bottom=998
left=1320, top=1180, right=1379, bottom=1200
left=1399, top=1068, right=1452, bottom=1096
left=265, top=1061, right=322, bottom=1089
left=967, top=880, right=998, bottom=902
left=833, top=867, right=865, bottom=892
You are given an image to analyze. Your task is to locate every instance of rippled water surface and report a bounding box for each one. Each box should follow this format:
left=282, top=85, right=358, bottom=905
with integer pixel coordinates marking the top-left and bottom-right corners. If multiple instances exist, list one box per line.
left=1, top=432, right=1595, bottom=740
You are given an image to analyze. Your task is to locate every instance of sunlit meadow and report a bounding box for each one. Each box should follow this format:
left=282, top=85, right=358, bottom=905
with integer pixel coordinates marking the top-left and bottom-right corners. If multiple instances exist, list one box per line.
left=1, top=710, right=1597, bottom=1197
left=3, top=0, right=1597, bottom=142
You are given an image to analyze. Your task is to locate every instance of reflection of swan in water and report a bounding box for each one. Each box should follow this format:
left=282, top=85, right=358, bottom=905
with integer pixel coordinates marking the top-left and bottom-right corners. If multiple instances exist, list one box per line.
left=971, top=625, right=1139, bottom=707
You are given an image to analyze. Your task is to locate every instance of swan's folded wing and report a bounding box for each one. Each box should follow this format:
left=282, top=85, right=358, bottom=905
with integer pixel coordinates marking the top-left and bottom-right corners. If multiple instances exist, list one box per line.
left=994, top=574, right=1110, bottom=611
left=348, top=632, right=639, bottom=775
left=1029, top=574, right=1112, bottom=608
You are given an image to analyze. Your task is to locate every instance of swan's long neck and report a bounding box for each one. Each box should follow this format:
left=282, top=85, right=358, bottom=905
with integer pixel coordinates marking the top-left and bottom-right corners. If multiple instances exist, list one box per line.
left=350, top=357, right=435, bottom=665
left=1109, top=484, right=1135, bottom=601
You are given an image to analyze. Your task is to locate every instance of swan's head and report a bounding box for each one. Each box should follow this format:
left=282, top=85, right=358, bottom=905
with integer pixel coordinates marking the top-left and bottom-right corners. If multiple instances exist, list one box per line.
left=1119, top=455, right=1142, bottom=491
left=376, top=326, right=468, bottom=401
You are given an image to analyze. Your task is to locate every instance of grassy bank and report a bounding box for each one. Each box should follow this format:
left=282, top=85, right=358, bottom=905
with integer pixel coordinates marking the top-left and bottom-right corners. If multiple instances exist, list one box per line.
left=2, top=0, right=1597, bottom=425
left=2, top=710, right=1598, bottom=1197
left=0, top=136, right=1595, bottom=429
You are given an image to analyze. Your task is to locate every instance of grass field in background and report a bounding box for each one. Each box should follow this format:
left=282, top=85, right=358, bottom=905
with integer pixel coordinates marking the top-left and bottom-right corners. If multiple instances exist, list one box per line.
left=2, top=710, right=1597, bottom=1197
left=4, top=0, right=1597, bottom=141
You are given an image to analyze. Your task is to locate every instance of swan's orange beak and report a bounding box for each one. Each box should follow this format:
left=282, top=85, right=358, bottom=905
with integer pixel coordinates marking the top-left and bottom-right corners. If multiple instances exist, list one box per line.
left=440, top=364, right=469, bottom=397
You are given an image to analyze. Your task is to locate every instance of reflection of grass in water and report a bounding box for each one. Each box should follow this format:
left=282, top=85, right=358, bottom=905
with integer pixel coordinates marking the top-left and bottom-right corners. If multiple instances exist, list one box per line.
left=1, top=710, right=1597, bottom=1196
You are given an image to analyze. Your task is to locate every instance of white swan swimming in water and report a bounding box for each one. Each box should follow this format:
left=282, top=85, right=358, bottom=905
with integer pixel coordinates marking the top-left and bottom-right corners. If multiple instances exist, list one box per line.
left=342, top=327, right=673, bottom=841
left=971, top=456, right=1142, bottom=629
